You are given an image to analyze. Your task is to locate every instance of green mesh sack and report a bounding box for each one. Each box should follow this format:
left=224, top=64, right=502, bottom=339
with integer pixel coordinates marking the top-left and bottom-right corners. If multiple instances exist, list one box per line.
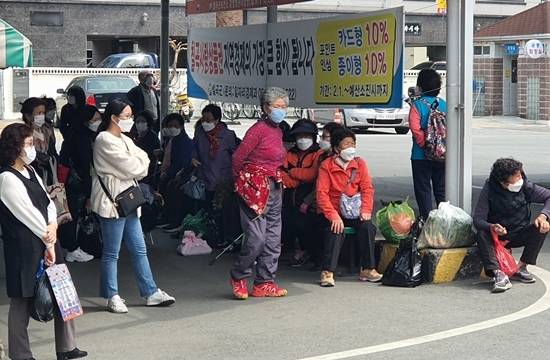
left=376, top=200, right=416, bottom=244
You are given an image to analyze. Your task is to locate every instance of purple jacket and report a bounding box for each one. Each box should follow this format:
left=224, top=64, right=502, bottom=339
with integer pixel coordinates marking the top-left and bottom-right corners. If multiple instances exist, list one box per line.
left=193, top=124, right=239, bottom=191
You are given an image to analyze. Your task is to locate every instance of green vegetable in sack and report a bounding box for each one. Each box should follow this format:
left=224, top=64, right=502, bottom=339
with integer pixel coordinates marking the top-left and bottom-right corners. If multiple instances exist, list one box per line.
left=376, top=200, right=415, bottom=244
left=417, top=202, right=474, bottom=249
left=181, top=210, right=209, bottom=236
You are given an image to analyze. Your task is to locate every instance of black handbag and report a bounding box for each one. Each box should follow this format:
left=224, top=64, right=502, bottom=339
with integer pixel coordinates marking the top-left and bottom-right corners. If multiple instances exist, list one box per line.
left=97, top=176, right=146, bottom=217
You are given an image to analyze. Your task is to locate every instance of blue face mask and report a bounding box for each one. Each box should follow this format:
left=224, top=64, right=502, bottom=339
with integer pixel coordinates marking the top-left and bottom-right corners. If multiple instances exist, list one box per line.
left=269, top=108, right=287, bottom=124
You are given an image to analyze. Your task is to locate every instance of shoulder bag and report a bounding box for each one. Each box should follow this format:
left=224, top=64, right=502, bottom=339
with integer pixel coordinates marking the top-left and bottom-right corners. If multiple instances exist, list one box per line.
left=339, top=168, right=362, bottom=219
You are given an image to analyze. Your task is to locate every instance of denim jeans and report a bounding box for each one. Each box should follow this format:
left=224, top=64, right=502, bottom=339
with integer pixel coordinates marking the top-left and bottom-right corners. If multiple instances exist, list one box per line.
left=99, top=213, right=158, bottom=299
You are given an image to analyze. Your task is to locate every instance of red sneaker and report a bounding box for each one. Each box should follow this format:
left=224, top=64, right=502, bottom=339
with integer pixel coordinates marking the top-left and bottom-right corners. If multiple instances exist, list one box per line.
left=230, top=278, right=248, bottom=300
left=251, top=282, right=288, bottom=297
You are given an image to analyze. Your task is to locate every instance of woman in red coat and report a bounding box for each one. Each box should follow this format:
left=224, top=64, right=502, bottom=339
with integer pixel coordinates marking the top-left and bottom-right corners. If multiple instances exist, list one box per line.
left=316, top=127, right=382, bottom=287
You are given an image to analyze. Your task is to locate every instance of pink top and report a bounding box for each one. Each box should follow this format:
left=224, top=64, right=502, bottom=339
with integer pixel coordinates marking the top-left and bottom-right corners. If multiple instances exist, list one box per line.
left=408, top=105, right=426, bottom=147
left=232, top=119, right=285, bottom=178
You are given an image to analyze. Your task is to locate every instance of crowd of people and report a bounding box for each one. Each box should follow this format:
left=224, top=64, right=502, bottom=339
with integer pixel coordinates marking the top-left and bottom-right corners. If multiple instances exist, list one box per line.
left=0, top=68, right=549, bottom=359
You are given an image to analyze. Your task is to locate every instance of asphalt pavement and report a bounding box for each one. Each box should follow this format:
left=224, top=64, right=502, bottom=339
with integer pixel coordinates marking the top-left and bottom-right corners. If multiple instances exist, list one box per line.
left=0, top=117, right=550, bottom=359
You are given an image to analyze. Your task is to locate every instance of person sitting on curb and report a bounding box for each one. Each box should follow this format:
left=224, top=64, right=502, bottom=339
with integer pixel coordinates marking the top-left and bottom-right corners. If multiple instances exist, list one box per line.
left=281, top=119, right=322, bottom=267
left=474, top=158, right=550, bottom=293
left=316, top=127, right=382, bottom=287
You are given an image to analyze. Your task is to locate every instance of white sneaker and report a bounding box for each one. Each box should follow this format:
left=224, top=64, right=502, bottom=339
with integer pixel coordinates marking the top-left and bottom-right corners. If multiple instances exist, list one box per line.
left=65, top=247, right=94, bottom=263
left=146, top=289, right=176, bottom=307
left=107, top=295, right=128, bottom=314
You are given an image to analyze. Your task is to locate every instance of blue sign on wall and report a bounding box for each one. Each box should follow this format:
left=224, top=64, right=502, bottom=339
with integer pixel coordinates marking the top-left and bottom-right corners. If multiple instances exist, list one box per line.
left=504, top=43, right=519, bottom=55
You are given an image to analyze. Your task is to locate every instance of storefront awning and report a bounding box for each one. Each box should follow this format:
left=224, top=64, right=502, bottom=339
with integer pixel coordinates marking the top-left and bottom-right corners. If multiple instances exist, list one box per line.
left=0, top=19, right=33, bottom=68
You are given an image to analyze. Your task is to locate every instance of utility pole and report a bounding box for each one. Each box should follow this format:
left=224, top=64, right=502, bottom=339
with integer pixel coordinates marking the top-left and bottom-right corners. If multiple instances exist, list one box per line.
left=160, top=0, right=169, bottom=121
left=445, top=0, right=474, bottom=213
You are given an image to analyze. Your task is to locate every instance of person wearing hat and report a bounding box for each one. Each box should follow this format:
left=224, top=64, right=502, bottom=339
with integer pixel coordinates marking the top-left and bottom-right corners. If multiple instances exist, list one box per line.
left=281, top=119, right=322, bottom=267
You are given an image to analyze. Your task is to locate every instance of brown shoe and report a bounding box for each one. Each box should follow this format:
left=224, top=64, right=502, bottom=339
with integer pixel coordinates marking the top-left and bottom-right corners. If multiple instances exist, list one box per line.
left=359, top=268, right=383, bottom=283
left=320, top=271, right=335, bottom=287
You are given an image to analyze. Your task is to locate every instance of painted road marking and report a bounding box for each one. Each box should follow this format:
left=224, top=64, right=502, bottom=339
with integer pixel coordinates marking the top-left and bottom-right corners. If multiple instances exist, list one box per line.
left=298, top=266, right=550, bottom=360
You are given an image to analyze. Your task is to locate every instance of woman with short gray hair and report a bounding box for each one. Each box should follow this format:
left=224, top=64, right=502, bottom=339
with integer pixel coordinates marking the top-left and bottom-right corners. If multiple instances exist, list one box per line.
left=230, top=87, right=289, bottom=299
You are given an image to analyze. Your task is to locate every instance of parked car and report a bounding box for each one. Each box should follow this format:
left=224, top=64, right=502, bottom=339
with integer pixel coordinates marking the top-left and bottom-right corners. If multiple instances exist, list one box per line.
left=97, top=53, right=160, bottom=68
left=305, top=99, right=411, bottom=135
left=410, top=61, right=446, bottom=71
left=55, top=75, right=137, bottom=123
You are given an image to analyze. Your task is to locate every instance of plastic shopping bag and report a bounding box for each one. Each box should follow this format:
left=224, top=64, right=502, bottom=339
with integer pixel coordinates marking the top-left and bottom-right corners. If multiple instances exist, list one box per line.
left=382, top=218, right=424, bottom=287
left=31, top=260, right=56, bottom=323
left=45, top=264, right=84, bottom=322
left=417, top=202, right=474, bottom=249
left=177, top=231, right=213, bottom=256
left=492, top=229, right=518, bottom=277
left=376, top=200, right=415, bottom=244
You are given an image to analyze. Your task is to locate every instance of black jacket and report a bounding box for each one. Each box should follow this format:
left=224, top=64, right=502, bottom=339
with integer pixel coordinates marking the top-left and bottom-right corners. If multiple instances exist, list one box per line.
left=127, top=85, right=161, bottom=127
left=59, top=125, right=97, bottom=199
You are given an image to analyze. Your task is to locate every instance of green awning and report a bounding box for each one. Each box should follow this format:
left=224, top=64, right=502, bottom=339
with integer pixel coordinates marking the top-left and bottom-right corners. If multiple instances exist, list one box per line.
left=0, top=19, right=33, bottom=68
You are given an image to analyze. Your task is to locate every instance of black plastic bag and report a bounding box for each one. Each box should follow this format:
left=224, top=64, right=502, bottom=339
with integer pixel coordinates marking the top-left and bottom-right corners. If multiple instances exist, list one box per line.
left=382, top=218, right=424, bottom=288
left=30, top=262, right=56, bottom=322
left=77, top=213, right=102, bottom=259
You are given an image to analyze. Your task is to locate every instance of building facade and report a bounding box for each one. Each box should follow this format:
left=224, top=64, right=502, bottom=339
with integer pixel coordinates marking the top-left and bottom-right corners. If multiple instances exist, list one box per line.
left=475, top=1, right=550, bottom=121
left=0, top=0, right=542, bottom=69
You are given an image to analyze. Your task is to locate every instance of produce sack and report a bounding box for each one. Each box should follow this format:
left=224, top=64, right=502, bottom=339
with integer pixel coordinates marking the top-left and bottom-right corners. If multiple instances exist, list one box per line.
left=417, top=202, right=474, bottom=249
left=181, top=209, right=218, bottom=243
left=376, top=200, right=415, bottom=244
left=382, top=218, right=424, bottom=287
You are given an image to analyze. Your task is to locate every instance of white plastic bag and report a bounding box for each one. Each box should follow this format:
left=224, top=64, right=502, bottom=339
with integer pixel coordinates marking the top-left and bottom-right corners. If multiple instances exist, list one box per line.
left=177, top=231, right=212, bottom=256
left=417, top=202, right=474, bottom=249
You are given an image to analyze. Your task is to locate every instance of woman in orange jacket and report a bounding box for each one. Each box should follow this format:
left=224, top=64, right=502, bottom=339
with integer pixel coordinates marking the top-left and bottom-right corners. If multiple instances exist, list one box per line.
left=281, top=119, right=322, bottom=267
left=316, top=127, right=382, bottom=287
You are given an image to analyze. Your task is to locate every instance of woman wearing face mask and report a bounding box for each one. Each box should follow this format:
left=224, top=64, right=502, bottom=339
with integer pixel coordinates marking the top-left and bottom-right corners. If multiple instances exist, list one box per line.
left=474, top=158, right=550, bottom=293
left=91, top=99, right=175, bottom=313
left=132, top=111, right=160, bottom=187
left=229, top=87, right=289, bottom=300
left=157, top=113, right=194, bottom=233
left=318, top=122, right=343, bottom=162
left=190, top=104, right=239, bottom=245
left=20, top=97, right=59, bottom=186
left=316, top=127, right=382, bottom=287
left=0, top=124, right=88, bottom=360
left=280, top=119, right=322, bottom=267
left=42, top=96, right=58, bottom=125
left=57, top=106, right=102, bottom=263
left=59, top=86, right=89, bottom=139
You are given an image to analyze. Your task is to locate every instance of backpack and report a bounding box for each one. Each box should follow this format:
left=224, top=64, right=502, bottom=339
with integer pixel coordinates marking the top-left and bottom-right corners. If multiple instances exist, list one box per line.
left=421, top=99, right=446, bottom=161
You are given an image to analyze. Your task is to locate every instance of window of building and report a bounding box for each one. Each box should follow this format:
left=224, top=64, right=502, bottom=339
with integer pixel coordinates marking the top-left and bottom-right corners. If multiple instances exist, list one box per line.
left=30, top=11, right=63, bottom=26
left=474, top=45, right=491, bottom=56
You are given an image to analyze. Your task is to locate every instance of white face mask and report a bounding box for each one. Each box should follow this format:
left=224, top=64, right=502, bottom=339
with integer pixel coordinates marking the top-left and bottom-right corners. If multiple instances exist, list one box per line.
left=202, top=122, right=216, bottom=132
left=67, top=96, right=76, bottom=105
left=116, top=117, right=134, bottom=133
left=88, top=121, right=101, bottom=132
left=162, top=127, right=181, bottom=137
left=296, top=138, right=313, bottom=151
left=507, top=178, right=524, bottom=193
left=21, top=146, right=36, bottom=165
left=136, top=122, right=148, bottom=133
left=319, top=139, right=331, bottom=151
left=339, top=147, right=356, bottom=162
left=34, top=115, right=45, bottom=127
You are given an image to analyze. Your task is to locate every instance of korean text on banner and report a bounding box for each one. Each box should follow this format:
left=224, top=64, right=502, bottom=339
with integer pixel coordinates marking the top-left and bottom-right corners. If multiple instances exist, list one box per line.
left=187, top=7, right=404, bottom=109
